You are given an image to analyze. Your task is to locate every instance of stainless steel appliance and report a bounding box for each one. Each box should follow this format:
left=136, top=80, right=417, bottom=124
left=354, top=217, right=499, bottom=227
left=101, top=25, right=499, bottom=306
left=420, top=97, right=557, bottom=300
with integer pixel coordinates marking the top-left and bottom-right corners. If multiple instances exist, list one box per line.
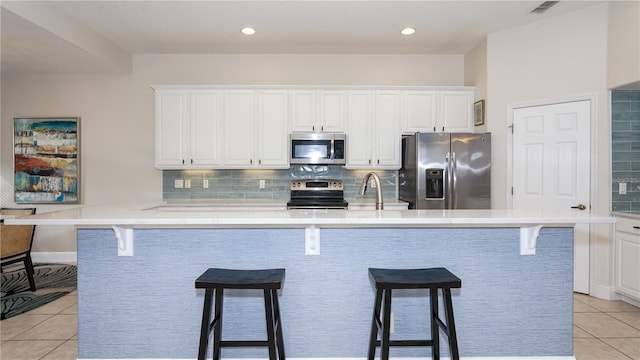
left=399, top=132, right=491, bottom=209
left=290, top=133, right=346, bottom=165
left=287, top=179, right=348, bottom=209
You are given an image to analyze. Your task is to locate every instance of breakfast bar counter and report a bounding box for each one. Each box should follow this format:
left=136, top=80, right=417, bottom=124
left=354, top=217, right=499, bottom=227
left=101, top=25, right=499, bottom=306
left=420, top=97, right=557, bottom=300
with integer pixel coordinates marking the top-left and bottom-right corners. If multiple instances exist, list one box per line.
left=6, top=206, right=613, bottom=360
left=7, top=202, right=613, bottom=227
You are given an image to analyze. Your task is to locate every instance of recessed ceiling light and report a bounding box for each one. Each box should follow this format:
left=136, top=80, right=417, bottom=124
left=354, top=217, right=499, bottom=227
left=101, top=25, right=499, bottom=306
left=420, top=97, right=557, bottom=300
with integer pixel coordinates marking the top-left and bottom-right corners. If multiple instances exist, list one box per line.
left=241, top=27, right=256, bottom=35
left=401, top=27, right=416, bottom=36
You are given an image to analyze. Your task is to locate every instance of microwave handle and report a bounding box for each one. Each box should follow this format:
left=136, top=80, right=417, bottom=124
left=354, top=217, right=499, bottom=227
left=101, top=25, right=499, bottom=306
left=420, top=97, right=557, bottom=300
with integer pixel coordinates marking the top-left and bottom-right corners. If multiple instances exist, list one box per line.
left=330, top=138, right=335, bottom=159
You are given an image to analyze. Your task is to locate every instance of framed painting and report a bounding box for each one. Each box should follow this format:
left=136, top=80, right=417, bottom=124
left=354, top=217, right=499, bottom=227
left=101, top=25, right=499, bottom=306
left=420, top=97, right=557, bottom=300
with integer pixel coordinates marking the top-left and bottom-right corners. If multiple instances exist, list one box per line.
left=13, top=117, right=80, bottom=204
left=474, top=100, right=485, bottom=126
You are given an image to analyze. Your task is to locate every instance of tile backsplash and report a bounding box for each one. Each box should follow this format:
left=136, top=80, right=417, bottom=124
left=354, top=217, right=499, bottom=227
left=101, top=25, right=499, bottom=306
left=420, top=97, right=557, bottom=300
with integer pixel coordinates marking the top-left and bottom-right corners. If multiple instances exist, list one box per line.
left=163, top=166, right=397, bottom=201
left=611, top=90, right=640, bottom=212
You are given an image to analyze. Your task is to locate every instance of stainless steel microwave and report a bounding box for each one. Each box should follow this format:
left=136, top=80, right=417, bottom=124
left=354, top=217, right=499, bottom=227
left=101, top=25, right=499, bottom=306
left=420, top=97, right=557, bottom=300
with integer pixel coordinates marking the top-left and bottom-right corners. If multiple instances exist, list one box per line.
left=290, top=133, right=346, bottom=165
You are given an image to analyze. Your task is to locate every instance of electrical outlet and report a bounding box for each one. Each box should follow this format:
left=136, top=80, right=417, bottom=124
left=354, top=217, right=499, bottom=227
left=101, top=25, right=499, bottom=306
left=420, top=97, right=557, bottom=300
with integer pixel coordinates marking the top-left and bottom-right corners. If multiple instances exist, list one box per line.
left=203, top=179, right=209, bottom=188
left=174, top=179, right=184, bottom=189
left=259, top=179, right=266, bottom=189
left=619, top=182, right=627, bottom=195
left=184, top=179, right=191, bottom=189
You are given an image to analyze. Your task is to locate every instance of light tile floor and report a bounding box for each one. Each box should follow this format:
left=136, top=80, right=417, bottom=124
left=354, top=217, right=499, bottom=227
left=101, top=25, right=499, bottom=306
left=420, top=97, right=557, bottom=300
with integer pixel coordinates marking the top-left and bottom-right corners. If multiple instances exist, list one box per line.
left=574, top=293, right=640, bottom=360
left=0, top=291, right=638, bottom=359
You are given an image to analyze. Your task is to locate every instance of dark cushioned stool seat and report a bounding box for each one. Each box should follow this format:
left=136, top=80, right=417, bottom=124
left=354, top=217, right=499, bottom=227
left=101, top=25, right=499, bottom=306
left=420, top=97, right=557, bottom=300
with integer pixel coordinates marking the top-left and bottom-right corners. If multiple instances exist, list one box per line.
left=196, top=268, right=286, bottom=360
left=368, top=267, right=461, bottom=360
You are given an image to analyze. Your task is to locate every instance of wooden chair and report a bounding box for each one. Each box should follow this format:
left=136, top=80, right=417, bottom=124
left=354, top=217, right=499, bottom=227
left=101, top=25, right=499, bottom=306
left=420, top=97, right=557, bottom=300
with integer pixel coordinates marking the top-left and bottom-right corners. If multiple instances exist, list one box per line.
left=1, top=208, right=37, bottom=291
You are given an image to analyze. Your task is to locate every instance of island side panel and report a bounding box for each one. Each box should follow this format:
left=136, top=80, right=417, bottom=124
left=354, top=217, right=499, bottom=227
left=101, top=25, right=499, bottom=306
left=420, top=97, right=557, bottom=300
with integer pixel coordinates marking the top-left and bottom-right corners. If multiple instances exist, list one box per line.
left=77, top=227, right=573, bottom=359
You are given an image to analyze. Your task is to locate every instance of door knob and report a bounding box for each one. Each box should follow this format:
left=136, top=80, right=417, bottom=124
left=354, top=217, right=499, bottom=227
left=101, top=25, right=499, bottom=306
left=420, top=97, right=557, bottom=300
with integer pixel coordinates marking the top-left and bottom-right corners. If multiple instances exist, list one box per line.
left=571, top=204, right=587, bottom=210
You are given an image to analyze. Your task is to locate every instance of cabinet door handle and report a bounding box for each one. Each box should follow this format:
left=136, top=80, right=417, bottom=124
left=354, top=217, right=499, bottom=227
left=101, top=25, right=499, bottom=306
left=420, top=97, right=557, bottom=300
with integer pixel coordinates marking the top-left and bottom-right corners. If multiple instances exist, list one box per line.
left=182, top=159, right=185, bottom=165
left=633, top=226, right=640, bottom=230
left=259, top=159, right=262, bottom=165
left=442, top=126, right=445, bottom=131
left=190, top=159, right=193, bottom=164
left=433, top=126, right=436, bottom=132
left=250, top=159, right=253, bottom=165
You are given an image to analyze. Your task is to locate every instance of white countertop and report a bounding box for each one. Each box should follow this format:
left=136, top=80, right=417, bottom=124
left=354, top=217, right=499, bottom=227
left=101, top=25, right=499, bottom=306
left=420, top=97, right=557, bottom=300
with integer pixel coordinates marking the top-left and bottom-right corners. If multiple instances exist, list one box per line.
left=4, top=202, right=615, bottom=227
left=612, top=211, right=640, bottom=220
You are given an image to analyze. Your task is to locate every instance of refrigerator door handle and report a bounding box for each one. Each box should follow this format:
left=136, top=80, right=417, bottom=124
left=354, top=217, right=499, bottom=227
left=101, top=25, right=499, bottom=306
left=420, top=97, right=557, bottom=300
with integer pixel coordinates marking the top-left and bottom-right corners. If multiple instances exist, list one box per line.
left=445, top=151, right=452, bottom=209
left=451, top=151, right=457, bottom=209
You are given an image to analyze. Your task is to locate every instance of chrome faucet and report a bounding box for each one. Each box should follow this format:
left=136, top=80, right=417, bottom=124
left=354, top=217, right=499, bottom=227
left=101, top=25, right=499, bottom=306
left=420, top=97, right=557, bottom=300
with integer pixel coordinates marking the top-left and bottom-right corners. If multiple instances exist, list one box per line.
left=359, top=172, right=384, bottom=210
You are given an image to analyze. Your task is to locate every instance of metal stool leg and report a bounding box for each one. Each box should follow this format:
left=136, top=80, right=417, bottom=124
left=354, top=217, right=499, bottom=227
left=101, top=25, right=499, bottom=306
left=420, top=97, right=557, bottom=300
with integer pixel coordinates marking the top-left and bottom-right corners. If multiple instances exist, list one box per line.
left=443, top=288, right=460, bottom=360
left=212, top=289, right=224, bottom=360
left=271, top=289, right=286, bottom=360
left=264, top=289, right=278, bottom=360
left=381, top=289, right=393, bottom=360
left=430, top=288, right=440, bottom=360
left=368, top=288, right=383, bottom=360
left=198, top=289, right=214, bottom=360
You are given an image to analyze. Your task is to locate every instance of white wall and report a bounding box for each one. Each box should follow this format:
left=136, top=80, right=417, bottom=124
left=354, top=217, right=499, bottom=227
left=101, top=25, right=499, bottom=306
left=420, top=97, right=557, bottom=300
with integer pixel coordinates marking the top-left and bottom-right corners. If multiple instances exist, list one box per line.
left=486, top=3, right=614, bottom=297
left=464, top=39, right=488, bottom=133
left=607, top=0, right=640, bottom=89
left=1, top=54, right=464, bottom=253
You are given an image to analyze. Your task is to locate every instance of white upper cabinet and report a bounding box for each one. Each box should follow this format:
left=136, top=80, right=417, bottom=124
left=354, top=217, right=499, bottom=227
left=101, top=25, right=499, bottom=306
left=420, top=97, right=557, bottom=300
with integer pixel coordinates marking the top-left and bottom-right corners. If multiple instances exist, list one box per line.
left=402, top=91, right=438, bottom=134
left=155, top=89, right=222, bottom=169
left=224, top=90, right=289, bottom=168
left=290, top=90, right=346, bottom=132
left=375, top=91, right=402, bottom=168
left=346, top=91, right=375, bottom=167
left=439, top=90, right=474, bottom=132
left=346, top=90, right=401, bottom=169
left=256, top=90, right=289, bottom=168
left=400, top=89, right=474, bottom=134
left=155, top=86, right=474, bottom=170
left=223, top=90, right=255, bottom=166
left=190, top=90, right=223, bottom=166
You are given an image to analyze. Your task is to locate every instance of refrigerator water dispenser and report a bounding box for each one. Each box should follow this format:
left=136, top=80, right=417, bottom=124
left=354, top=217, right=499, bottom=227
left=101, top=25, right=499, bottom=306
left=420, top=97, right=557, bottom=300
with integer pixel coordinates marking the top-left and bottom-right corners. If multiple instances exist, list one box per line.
left=425, top=169, right=444, bottom=199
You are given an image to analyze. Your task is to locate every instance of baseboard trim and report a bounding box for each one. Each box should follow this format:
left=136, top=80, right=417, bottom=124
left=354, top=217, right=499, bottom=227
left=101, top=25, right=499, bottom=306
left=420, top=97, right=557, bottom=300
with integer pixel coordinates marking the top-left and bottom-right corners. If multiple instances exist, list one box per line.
left=620, top=294, right=640, bottom=307
left=78, top=356, right=576, bottom=360
left=591, top=285, right=620, bottom=301
left=32, top=252, right=77, bottom=264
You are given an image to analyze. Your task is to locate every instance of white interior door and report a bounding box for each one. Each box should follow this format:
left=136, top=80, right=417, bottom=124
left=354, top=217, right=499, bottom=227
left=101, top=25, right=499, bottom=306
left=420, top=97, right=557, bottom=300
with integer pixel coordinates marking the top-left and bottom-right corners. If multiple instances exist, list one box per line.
left=512, top=100, right=591, bottom=294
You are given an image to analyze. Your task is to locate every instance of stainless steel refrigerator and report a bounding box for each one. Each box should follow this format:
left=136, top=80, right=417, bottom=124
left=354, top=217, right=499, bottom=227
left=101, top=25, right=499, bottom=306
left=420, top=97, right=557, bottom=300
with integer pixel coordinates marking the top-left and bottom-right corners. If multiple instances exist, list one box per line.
left=399, top=132, right=491, bottom=209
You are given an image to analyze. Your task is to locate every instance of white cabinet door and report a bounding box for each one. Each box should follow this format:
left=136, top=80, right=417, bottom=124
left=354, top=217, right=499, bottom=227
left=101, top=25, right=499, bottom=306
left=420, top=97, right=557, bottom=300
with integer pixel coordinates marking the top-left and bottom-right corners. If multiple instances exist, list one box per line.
left=223, top=90, right=255, bottom=167
left=155, top=90, right=188, bottom=168
left=290, top=90, right=346, bottom=132
left=615, top=216, right=640, bottom=301
left=402, top=91, right=438, bottom=134
left=290, top=90, right=316, bottom=132
left=375, top=91, right=401, bottom=169
left=155, top=89, right=223, bottom=169
left=346, top=91, right=375, bottom=167
left=400, top=89, right=474, bottom=134
left=346, top=91, right=400, bottom=169
left=190, top=90, right=222, bottom=167
left=257, top=90, right=289, bottom=168
left=439, top=90, right=474, bottom=132
left=318, top=91, right=346, bottom=132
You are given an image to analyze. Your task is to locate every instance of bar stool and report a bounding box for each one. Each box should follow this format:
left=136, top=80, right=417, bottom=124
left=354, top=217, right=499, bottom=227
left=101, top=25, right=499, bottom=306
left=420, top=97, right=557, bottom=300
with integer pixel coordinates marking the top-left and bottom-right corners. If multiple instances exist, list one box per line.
left=367, top=267, right=461, bottom=360
left=195, top=268, right=286, bottom=360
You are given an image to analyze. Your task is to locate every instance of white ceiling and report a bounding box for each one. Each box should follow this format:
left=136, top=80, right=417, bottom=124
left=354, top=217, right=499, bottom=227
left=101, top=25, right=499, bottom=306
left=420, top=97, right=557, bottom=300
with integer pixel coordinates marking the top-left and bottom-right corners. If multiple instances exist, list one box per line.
left=1, top=1, right=605, bottom=74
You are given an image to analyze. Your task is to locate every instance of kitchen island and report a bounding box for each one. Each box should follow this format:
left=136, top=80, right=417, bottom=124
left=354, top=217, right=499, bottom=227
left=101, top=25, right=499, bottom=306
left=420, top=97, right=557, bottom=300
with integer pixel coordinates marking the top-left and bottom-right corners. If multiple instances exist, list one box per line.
left=6, top=206, right=613, bottom=360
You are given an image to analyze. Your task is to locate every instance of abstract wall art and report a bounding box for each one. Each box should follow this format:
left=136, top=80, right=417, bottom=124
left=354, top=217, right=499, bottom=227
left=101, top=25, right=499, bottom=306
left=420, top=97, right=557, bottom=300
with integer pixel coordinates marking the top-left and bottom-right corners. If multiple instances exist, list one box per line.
left=13, top=117, right=80, bottom=204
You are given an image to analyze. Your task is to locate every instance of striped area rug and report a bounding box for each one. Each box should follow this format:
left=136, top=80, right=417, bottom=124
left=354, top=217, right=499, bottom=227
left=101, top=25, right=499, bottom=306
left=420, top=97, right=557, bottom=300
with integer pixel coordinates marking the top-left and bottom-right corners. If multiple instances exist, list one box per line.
left=1, top=263, right=77, bottom=320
